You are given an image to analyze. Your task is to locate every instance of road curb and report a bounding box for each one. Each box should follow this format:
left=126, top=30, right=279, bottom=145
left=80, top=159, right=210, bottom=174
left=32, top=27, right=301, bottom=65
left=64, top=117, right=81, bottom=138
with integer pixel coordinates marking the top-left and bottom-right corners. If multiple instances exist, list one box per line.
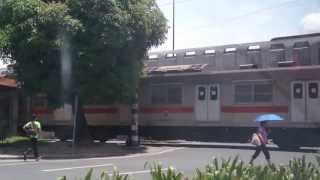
left=142, top=142, right=262, bottom=150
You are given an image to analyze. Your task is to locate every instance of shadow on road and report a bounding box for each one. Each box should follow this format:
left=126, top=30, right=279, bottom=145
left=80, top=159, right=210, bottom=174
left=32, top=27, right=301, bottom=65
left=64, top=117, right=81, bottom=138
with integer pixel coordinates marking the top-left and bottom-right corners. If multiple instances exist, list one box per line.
left=0, top=140, right=148, bottom=159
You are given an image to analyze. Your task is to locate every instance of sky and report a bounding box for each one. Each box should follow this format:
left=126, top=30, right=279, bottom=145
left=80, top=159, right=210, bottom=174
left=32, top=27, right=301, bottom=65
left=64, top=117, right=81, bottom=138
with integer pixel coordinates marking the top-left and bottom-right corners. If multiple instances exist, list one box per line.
left=1, top=0, right=319, bottom=68
left=151, top=0, right=320, bottom=52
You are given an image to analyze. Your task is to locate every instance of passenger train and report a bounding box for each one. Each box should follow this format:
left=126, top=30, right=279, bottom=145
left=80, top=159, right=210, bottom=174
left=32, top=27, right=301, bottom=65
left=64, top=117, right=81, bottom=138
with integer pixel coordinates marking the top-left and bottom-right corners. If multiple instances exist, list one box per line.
left=32, top=33, right=320, bottom=148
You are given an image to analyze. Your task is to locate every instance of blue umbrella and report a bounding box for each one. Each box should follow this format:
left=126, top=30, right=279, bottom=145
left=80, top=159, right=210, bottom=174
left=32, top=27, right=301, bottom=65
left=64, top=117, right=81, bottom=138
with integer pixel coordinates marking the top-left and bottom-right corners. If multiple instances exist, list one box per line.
left=255, top=114, right=284, bottom=122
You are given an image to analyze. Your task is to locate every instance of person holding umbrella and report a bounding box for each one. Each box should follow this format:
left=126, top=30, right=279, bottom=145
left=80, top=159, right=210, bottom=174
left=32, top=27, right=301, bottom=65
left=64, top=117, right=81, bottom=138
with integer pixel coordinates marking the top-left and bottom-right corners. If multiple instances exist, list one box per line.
left=249, top=114, right=283, bottom=166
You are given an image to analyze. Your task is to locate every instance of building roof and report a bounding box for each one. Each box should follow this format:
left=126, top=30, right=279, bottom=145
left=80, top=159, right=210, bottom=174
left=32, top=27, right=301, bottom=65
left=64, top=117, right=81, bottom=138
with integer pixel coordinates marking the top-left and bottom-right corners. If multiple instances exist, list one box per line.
left=0, top=77, right=17, bottom=88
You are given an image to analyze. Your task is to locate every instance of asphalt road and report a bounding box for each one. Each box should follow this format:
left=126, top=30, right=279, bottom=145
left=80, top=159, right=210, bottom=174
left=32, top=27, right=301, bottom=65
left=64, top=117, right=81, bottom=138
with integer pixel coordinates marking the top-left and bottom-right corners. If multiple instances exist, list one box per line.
left=0, top=146, right=318, bottom=180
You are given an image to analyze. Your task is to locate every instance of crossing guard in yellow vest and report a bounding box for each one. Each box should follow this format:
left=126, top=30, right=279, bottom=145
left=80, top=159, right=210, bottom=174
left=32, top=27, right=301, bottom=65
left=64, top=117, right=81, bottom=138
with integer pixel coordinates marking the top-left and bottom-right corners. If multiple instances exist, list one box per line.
left=23, top=114, right=41, bottom=161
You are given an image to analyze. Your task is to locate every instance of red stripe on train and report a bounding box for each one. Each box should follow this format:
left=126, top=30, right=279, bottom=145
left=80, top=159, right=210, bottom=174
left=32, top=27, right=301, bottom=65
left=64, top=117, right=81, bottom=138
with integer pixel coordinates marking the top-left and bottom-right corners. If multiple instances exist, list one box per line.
left=32, top=107, right=53, bottom=114
left=32, top=107, right=118, bottom=114
left=141, top=107, right=194, bottom=113
left=221, top=106, right=288, bottom=113
left=33, top=106, right=288, bottom=115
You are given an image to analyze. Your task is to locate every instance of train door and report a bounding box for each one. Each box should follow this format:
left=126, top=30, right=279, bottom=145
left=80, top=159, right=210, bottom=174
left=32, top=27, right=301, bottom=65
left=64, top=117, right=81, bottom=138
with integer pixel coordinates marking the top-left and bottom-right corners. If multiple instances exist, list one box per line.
left=195, top=84, right=220, bottom=121
left=195, top=85, right=207, bottom=121
left=208, top=84, right=220, bottom=121
left=306, top=81, right=320, bottom=122
left=291, top=81, right=320, bottom=122
left=291, top=81, right=306, bottom=122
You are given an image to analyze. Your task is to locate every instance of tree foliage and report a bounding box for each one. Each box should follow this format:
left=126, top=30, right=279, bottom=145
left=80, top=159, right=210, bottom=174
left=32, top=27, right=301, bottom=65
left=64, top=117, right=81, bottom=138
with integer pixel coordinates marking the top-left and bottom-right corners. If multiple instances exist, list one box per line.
left=0, top=0, right=167, bottom=106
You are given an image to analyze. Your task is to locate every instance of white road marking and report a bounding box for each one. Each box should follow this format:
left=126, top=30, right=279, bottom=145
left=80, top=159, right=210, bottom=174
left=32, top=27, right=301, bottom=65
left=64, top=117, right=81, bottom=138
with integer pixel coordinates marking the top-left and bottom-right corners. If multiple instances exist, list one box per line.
left=111, top=168, right=168, bottom=176
left=44, top=147, right=184, bottom=163
left=41, top=163, right=113, bottom=172
left=81, top=147, right=185, bottom=162
left=0, top=147, right=184, bottom=167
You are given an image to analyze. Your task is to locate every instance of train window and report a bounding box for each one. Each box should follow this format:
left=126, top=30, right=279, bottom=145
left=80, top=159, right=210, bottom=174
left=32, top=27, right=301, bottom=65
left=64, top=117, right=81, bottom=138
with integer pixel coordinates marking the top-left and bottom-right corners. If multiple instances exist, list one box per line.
left=293, top=83, right=303, bottom=99
left=254, top=83, right=273, bottom=102
left=168, top=86, right=182, bottom=104
left=224, top=47, right=237, bottom=53
left=210, top=86, right=218, bottom=100
left=270, top=43, right=285, bottom=50
left=294, top=41, right=309, bottom=48
left=185, top=51, right=196, bottom=56
left=248, top=45, right=260, bottom=51
left=151, top=84, right=182, bottom=104
left=270, top=44, right=285, bottom=62
left=293, top=41, right=310, bottom=65
left=204, top=49, right=216, bottom=55
left=166, top=53, right=177, bottom=59
left=235, top=84, right=252, bottom=103
left=151, top=86, right=167, bottom=104
left=309, top=83, right=318, bottom=99
left=148, top=54, right=159, bottom=60
left=247, top=45, right=261, bottom=66
left=198, top=86, right=206, bottom=100
left=234, top=81, right=272, bottom=103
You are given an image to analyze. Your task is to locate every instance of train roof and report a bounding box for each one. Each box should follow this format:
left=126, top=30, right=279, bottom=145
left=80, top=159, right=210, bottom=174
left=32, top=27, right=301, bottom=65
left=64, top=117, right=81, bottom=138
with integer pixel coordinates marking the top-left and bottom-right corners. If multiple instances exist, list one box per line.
left=148, top=33, right=320, bottom=55
left=271, top=33, right=320, bottom=41
left=143, top=33, right=320, bottom=77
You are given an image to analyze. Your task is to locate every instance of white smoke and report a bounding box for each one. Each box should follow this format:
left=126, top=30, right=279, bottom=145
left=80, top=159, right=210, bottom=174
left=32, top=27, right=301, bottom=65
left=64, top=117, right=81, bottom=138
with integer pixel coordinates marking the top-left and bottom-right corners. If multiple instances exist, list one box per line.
left=302, top=13, right=320, bottom=33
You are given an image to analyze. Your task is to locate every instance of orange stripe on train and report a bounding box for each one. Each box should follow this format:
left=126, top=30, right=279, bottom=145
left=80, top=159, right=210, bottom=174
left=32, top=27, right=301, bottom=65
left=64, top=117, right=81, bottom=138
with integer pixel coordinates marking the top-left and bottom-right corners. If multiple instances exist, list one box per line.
left=140, top=107, right=194, bottom=113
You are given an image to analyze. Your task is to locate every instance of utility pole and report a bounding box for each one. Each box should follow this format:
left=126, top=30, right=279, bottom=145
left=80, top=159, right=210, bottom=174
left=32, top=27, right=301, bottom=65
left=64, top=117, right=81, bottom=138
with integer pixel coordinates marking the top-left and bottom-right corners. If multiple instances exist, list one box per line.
left=173, top=0, right=175, bottom=51
left=72, top=93, right=78, bottom=151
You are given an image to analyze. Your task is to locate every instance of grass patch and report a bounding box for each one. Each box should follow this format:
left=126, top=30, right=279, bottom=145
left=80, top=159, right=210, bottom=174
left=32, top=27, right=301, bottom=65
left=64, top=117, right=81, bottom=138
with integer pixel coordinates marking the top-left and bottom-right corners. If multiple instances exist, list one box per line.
left=0, top=136, right=49, bottom=146
left=0, top=136, right=29, bottom=144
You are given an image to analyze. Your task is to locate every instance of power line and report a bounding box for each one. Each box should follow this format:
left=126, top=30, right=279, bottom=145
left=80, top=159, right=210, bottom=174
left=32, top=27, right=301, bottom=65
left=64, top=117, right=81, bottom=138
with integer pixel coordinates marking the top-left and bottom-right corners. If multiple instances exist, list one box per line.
left=179, top=0, right=302, bottom=30
left=157, top=0, right=305, bottom=50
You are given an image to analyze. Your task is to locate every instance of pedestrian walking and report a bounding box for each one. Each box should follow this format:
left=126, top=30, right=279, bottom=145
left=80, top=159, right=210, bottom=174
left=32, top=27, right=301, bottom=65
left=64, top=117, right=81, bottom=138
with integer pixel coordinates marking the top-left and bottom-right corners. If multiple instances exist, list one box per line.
left=23, top=114, right=41, bottom=161
left=249, top=121, right=271, bottom=165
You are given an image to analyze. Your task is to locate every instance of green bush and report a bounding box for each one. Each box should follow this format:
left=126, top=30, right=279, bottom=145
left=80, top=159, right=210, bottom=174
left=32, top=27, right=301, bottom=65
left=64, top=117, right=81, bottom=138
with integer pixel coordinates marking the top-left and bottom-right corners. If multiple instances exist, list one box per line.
left=57, top=168, right=131, bottom=180
left=57, top=156, right=320, bottom=180
left=145, top=162, right=183, bottom=180
left=193, top=156, right=320, bottom=180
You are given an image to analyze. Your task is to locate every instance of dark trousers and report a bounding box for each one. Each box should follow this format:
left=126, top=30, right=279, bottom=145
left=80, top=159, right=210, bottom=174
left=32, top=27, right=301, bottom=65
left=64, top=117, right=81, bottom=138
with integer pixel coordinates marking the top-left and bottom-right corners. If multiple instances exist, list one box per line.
left=252, top=144, right=270, bottom=160
left=24, top=137, right=39, bottom=158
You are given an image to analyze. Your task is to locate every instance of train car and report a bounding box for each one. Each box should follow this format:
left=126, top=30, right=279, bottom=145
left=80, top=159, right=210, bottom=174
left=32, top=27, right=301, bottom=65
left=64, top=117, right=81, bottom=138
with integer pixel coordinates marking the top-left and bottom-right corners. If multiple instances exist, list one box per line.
left=33, top=33, right=320, bottom=148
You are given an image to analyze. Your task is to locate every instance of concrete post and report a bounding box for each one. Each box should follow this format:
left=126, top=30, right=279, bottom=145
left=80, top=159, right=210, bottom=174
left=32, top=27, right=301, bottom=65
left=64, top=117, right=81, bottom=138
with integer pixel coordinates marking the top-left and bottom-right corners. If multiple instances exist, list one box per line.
left=129, top=92, right=139, bottom=146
